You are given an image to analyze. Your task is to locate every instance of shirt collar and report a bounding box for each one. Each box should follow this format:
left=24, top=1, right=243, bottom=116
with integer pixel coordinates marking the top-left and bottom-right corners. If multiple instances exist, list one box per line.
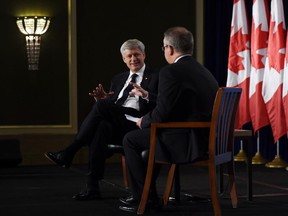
left=174, top=54, right=192, bottom=63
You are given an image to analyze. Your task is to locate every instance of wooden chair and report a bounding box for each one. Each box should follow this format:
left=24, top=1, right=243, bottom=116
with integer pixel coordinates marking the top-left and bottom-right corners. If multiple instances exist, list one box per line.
left=137, top=87, right=242, bottom=216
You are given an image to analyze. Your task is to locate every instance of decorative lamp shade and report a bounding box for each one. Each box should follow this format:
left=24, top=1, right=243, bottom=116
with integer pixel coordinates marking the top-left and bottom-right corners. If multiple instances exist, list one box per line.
left=16, top=16, right=51, bottom=71
left=16, top=16, right=50, bottom=35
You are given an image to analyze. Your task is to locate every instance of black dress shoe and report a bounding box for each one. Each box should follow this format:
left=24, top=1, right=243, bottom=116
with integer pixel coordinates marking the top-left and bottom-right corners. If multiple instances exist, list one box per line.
left=119, top=205, right=138, bottom=213
left=119, top=202, right=162, bottom=214
left=72, top=190, right=101, bottom=201
left=119, top=195, right=139, bottom=205
left=44, top=151, right=72, bottom=168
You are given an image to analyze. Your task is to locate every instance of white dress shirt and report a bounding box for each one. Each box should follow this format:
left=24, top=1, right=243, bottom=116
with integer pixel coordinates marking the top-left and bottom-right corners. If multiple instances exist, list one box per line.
left=117, top=65, right=145, bottom=111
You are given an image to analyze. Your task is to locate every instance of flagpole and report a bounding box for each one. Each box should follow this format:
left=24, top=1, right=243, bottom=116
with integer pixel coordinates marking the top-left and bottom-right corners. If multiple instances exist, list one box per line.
left=234, top=140, right=247, bottom=162
left=252, top=130, right=268, bottom=164
left=265, top=140, right=288, bottom=168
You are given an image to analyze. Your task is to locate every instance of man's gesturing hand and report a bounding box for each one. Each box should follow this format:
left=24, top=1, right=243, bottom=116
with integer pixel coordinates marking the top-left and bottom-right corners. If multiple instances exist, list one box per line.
left=129, top=82, right=148, bottom=99
left=89, top=84, right=114, bottom=101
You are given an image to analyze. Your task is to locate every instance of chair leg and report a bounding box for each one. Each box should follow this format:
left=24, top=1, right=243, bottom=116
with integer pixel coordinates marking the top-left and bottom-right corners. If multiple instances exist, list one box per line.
left=137, top=126, right=158, bottom=215
left=121, top=155, right=129, bottom=189
left=173, top=165, right=181, bottom=202
left=137, top=162, right=155, bottom=215
left=208, top=164, right=222, bottom=216
left=227, top=161, right=238, bottom=208
left=162, top=164, right=177, bottom=205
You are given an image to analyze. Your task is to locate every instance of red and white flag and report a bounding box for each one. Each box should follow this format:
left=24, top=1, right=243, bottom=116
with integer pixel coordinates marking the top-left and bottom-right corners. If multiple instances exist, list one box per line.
left=283, top=30, right=288, bottom=133
left=227, top=0, right=251, bottom=129
left=249, top=0, right=270, bottom=133
left=262, top=0, right=287, bottom=142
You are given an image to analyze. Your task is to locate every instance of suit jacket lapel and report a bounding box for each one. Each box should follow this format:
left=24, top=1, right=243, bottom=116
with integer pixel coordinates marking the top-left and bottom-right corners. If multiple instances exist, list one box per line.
left=140, top=68, right=152, bottom=89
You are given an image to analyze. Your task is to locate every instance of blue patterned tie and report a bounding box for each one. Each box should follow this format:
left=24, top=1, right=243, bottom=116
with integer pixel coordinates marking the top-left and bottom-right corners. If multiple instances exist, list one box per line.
left=116, top=73, right=138, bottom=105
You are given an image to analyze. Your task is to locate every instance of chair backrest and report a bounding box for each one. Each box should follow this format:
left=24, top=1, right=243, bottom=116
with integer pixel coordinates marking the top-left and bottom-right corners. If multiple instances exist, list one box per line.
left=209, top=87, right=242, bottom=165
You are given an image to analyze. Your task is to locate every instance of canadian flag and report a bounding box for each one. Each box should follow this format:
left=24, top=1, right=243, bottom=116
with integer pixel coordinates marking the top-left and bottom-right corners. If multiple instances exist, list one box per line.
left=283, top=29, right=288, bottom=133
left=262, top=0, right=287, bottom=143
left=227, top=0, right=251, bottom=129
left=249, top=0, right=270, bottom=133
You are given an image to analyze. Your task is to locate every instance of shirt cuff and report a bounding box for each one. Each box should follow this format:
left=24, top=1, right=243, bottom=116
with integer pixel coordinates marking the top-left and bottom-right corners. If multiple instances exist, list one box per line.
left=141, top=92, right=149, bottom=102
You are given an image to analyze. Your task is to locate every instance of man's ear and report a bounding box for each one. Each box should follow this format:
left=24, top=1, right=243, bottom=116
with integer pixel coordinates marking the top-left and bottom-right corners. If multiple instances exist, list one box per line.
left=169, top=46, right=174, bottom=55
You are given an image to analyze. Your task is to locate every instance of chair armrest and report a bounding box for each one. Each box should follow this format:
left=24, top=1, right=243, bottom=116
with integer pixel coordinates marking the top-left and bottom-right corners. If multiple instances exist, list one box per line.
left=152, top=121, right=211, bottom=129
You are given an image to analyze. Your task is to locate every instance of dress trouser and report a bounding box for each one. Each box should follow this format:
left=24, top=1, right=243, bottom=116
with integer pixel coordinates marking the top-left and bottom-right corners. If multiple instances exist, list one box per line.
left=64, top=99, right=139, bottom=186
left=123, top=128, right=160, bottom=201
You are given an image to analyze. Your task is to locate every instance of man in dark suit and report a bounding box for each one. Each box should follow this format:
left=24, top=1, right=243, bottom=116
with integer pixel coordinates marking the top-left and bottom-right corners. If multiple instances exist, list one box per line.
left=44, top=39, right=159, bottom=201
left=119, top=27, right=219, bottom=213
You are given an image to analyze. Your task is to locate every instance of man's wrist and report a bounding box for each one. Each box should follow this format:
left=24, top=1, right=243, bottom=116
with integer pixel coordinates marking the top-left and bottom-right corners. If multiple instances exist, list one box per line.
left=141, top=91, right=149, bottom=101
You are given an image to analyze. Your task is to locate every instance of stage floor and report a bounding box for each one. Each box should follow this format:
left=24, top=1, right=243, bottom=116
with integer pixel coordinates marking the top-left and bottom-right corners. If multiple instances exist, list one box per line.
left=1, top=161, right=288, bottom=216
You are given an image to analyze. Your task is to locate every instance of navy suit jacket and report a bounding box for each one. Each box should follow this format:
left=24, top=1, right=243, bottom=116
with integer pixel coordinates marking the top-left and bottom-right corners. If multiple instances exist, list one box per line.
left=141, top=56, right=219, bottom=163
left=108, top=67, right=159, bottom=116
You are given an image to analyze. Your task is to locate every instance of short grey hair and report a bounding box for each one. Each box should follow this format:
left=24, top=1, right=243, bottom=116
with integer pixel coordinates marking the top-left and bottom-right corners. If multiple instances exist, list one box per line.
left=120, top=39, right=145, bottom=55
left=164, top=27, right=194, bottom=55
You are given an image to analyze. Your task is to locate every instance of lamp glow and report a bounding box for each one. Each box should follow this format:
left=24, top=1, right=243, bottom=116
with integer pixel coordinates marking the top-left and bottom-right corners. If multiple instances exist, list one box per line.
left=16, top=16, right=50, bottom=70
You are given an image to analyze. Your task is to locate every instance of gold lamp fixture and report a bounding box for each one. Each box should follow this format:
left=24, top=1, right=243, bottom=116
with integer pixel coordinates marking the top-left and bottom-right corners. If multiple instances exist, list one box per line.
left=16, top=16, right=50, bottom=71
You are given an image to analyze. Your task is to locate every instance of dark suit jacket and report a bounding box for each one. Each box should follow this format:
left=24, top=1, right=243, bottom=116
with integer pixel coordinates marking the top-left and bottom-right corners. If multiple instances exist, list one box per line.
left=108, top=66, right=159, bottom=116
left=141, top=56, right=219, bottom=163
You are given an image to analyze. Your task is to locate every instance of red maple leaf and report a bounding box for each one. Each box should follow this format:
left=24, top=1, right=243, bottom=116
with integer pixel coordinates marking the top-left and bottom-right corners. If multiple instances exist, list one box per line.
left=251, top=22, right=269, bottom=69
left=228, top=28, right=250, bottom=74
left=268, top=21, right=286, bottom=72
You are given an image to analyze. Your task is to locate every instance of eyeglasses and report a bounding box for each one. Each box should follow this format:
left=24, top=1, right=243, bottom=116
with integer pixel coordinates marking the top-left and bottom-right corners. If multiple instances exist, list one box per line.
left=161, top=45, right=170, bottom=51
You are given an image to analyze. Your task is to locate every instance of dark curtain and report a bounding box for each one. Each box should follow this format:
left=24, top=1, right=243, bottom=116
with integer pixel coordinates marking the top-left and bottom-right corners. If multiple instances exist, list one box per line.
left=204, top=0, right=288, bottom=163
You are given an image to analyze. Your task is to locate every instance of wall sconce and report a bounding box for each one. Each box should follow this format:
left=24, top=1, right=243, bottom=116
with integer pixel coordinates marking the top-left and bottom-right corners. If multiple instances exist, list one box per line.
left=16, top=16, right=50, bottom=71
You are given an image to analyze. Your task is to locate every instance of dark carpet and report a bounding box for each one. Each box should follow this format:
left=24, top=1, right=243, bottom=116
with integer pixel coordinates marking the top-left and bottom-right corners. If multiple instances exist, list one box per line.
left=1, top=161, right=288, bottom=216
